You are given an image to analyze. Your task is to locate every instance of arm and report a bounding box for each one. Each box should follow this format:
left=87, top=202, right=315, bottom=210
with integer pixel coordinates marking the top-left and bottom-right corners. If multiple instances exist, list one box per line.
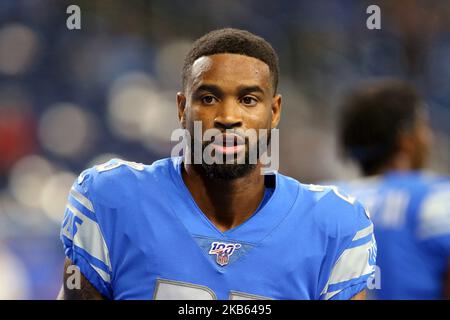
left=319, top=199, right=376, bottom=300
left=445, top=259, right=450, bottom=300
left=350, top=290, right=366, bottom=300
left=57, top=257, right=105, bottom=300
left=59, top=169, right=114, bottom=299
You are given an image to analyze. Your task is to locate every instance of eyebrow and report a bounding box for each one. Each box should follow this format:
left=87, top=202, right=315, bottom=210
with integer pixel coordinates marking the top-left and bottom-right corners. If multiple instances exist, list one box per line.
left=236, top=85, right=265, bottom=96
left=193, top=84, right=265, bottom=97
left=194, top=84, right=223, bottom=96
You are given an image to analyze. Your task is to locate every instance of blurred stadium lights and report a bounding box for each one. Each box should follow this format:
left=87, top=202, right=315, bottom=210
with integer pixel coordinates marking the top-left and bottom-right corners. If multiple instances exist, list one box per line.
left=0, top=192, right=35, bottom=237
left=8, top=155, right=55, bottom=209
left=154, top=39, right=193, bottom=88
left=108, top=72, right=158, bottom=141
left=107, top=72, right=179, bottom=154
left=38, top=103, right=97, bottom=159
left=139, top=89, right=179, bottom=153
left=7, top=154, right=76, bottom=227
left=0, top=245, right=30, bottom=299
left=40, top=171, right=76, bottom=223
left=0, top=23, right=40, bottom=76
left=0, top=86, right=36, bottom=173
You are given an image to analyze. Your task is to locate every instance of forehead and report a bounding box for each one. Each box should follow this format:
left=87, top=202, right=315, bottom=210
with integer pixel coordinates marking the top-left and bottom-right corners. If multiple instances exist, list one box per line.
left=189, top=53, right=271, bottom=91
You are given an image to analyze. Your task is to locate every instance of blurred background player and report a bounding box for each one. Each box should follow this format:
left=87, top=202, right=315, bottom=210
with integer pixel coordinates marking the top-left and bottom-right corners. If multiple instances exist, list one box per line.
left=334, top=79, right=450, bottom=299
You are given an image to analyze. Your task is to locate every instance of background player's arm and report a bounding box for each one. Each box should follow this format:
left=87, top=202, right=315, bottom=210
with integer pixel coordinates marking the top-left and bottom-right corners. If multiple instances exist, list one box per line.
left=57, top=257, right=105, bottom=300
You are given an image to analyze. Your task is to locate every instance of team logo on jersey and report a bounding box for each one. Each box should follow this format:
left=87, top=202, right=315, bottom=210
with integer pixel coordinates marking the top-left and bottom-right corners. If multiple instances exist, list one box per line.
left=208, top=242, right=242, bottom=266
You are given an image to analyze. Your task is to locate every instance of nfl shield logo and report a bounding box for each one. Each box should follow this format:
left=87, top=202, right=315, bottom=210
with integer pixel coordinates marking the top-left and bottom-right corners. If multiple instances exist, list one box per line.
left=209, top=242, right=242, bottom=266
left=217, top=252, right=230, bottom=266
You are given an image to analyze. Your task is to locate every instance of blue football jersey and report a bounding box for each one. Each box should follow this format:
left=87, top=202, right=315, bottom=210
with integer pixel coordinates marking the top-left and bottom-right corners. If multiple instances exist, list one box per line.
left=333, top=171, right=450, bottom=299
left=60, top=157, right=376, bottom=300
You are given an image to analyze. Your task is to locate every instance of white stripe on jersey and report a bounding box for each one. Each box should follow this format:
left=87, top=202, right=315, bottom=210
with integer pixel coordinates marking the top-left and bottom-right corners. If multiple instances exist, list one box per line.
left=91, top=263, right=111, bottom=283
left=352, top=224, right=374, bottom=241
left=70, top=187, right=95, bottom=212
left=321, top=235, right=375, bottom=299
left=323, top=289, right=341, bottom=300
left=66, top=203, right=112, bottom=273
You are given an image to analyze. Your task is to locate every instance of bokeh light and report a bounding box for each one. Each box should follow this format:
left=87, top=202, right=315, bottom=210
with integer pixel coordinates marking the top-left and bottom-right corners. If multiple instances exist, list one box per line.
left=38, top=103, right=97, bottom=159
left=107, top=72, right=179, bottom=153
left=40, top=171, right=77, bottom=223
left=8, top=155, right=55, bottom=209
left=0, top=23, right=40, bottom=76
left=154, top=39, right=193, bottom=88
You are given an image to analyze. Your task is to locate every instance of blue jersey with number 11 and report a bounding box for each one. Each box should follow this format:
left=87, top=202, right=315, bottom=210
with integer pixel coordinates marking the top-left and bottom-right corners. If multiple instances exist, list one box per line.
left=60, top=157, right=376, bottom=300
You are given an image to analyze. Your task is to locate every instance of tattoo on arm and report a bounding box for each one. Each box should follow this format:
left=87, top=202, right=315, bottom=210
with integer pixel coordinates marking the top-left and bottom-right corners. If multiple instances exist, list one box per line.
left=58, top=257, right=106, bottom=300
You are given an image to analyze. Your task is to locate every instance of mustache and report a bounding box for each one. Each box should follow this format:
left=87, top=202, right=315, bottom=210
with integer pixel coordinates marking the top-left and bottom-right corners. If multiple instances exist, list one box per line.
left=206, top=133, right=246, bottom=147
left=190, top=130, right=272, bottom=155
left=193, top=130, right=271, bottom=146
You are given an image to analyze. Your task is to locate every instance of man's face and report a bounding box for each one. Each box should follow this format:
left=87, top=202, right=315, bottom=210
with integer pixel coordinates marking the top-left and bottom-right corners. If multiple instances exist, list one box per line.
left=177, top=53, right=281, bottom=180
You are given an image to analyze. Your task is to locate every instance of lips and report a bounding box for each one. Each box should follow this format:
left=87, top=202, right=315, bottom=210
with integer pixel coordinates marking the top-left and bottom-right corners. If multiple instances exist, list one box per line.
left=212, top=134, right=245, bottom=155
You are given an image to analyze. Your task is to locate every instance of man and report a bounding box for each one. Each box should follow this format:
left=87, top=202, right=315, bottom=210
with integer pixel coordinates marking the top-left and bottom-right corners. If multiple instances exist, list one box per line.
left=58, top=28, right=375, bottom=300
left=335, top=80, right=450, bottom=299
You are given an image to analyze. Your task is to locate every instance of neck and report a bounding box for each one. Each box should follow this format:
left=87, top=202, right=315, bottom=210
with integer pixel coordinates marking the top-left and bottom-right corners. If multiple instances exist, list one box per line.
left=181, top=162, right=266, bottom=232
left=374, top=152, right=417, bottom=175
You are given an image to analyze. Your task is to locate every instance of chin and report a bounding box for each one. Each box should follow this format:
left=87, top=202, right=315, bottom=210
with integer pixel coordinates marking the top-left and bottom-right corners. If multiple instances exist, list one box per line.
left=201, top=162, right=257, bottom=180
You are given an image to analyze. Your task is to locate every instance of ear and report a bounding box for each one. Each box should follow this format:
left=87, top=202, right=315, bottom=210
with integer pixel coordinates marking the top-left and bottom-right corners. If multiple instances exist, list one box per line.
left=177, top=92, right=187, bottom=129
left=270, top=94, right=282, bottom=128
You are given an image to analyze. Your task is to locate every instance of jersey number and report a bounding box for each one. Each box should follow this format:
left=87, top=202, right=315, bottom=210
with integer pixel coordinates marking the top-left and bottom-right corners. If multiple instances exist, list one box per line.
left=153, top=278, right=270, bottom=300
left=94, top=159, right=144, bottom=172
left=308, top=184, right=356, bottom=205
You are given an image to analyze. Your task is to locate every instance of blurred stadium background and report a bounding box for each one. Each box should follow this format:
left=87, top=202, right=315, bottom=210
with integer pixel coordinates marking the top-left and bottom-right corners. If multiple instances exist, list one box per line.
left=0, top=0, right=449, bottom=299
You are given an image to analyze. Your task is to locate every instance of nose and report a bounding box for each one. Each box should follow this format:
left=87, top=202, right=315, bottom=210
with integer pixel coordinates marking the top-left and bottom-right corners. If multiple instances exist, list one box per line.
left=214, top=99, right=242, bottom=130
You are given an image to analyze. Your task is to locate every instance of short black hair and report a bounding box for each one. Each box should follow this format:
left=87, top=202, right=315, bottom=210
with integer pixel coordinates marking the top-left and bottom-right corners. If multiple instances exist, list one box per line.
left=338, top=79, right=424, bottom=175
left=182, top=28, right=279, bottom=94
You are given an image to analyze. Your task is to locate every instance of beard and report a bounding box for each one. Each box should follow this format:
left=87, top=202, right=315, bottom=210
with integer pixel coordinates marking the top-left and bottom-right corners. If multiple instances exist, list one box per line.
left=201, top=158, right=256, bottom=181
left=188, top=130, right=271, bottom=181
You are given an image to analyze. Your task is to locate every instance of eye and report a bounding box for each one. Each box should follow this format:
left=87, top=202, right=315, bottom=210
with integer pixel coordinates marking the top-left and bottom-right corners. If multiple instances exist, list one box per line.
left=201, top=95, right=217, bottom=105
left=241, top=96, right=258, bottom=106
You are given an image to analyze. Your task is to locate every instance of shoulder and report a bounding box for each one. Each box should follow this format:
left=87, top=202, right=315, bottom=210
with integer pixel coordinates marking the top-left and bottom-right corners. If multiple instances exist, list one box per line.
left=274, top=172, right=302, bottom=199
left=330, top=176, right=381, bottom=195
left=276, top=173, right=372, bottom=239
left=378, top=171, right=448, bottom=199
left=419, top=174, right=450, bottom=197
left=416, top=177, right=450, bottom=239
left=419, top=175, right=450, bottom=205
left=301, top=183, right=373, bottom=239
left=74, top=157, right=174, bottom=207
